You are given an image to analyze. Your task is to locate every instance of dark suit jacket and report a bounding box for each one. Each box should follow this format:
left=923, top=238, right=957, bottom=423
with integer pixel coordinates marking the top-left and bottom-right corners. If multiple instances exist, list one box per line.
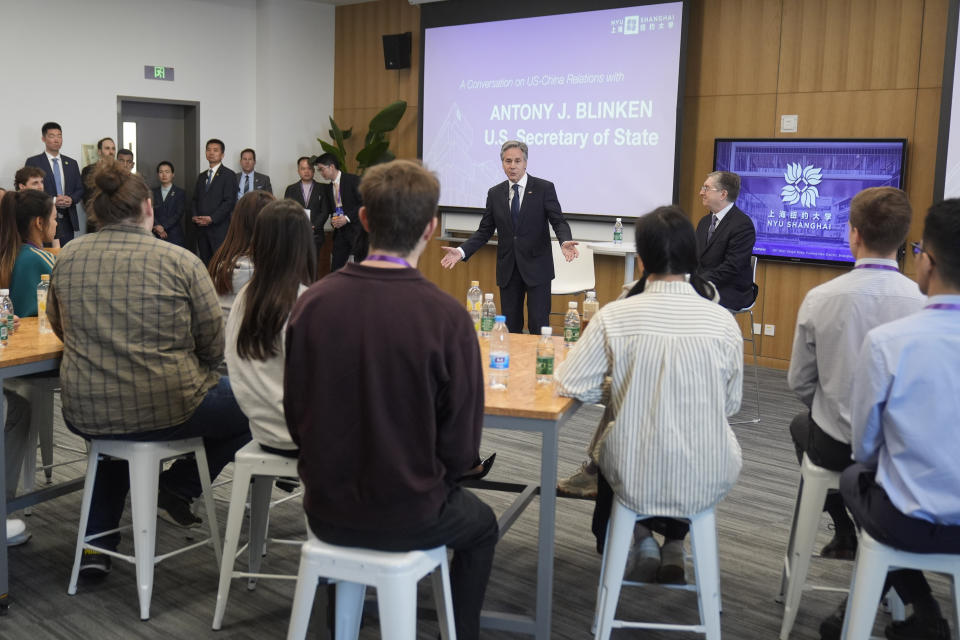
left=284, top=180, right=331, bottom=249
left=151, top=184, right=186, bottom=246
left=695, top=204, right=757, bottom=310
left=459, top=175, right=573, bottom=288
left=193, top=165, right=238, bottom=246
left=322, top=171, right=365, bottom=258
left=25, top=152, right=83, bottom=232
left=237, top=171, right=273, bottom=196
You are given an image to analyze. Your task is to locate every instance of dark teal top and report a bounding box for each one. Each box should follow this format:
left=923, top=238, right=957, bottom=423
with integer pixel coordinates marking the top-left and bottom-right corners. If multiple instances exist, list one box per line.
left=10, top=243, right=55, bottom=317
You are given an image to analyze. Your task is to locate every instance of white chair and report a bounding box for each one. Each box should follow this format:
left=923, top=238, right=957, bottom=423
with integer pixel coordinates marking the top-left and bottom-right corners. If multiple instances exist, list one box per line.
left=593, top=500, right=721, bottom=639
left=67, top=437, right=222, bottom=620
left=841, top=530, right=960, bottom=640
left=730, top=255, right=760, bottom=425
left=286, top=530, right=456, bottom=640
left=551, top=242, right=595, bottom=296
left=212, top=440, right=302, bottom=630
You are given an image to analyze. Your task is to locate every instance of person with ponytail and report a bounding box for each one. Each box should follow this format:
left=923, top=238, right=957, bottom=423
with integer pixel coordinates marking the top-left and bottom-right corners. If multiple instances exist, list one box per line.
left=556, top=206, right=743, bottom=584
left=0, top=189, right=57, bottom=316
left=207, top=190, right=275, bottom=314
left=47, top=162, right=250, bottom=574
left=224, top=199, right=316, bottom=454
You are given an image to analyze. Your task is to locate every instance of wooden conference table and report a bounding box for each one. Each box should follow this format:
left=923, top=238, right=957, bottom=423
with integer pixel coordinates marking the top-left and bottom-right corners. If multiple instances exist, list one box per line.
left=0, top=318, right=71, bottom=615
left=473, top=333, right=581, bottom=639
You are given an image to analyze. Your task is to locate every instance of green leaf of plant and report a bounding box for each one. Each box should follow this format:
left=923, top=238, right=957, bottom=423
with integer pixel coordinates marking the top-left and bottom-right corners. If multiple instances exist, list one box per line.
left=356, top=140, right=390, bottom=169
left=368, top=101, right=407, bottom=135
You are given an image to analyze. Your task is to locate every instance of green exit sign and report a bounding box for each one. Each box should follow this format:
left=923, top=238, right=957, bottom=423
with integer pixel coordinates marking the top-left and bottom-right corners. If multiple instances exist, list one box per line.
left=144, top=65, right=175, bottom=81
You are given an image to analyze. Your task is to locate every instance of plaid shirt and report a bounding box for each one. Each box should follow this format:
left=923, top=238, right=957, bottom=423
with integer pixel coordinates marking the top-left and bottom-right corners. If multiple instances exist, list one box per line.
left=48, top=224, right=223, bottom=435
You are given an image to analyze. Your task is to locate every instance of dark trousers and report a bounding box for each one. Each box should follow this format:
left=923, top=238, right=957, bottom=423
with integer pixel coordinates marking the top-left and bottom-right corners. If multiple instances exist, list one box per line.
left=790, top=411, right=855, bottom=533
left=308, top=486, right=499, bottom=640
left=841, top=463, right=960, bottom=607
left=197, top=232, right=217, bottom=265
left=593, top=471, right=689, bottom=554
left=499, top=265, right=550, bottom=335
left=56, top=209, right=75, bottom=245
left=331, top=226, right=357, bottom=271
left=67, top=376, right=251, bottom=550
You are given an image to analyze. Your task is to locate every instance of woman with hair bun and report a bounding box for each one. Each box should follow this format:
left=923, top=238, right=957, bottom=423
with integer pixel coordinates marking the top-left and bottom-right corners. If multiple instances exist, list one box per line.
left=47, top=162, right=250, bottom=573
left=556, top=206, right=743, bottom=585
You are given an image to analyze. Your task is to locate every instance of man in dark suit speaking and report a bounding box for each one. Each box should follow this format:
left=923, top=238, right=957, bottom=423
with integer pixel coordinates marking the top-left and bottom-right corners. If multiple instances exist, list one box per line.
left=25, top=121, right=84, bottom=244
left=695, top=171, right=757, bottom=310
left=441, top=140, right=578, bottom=334
left=284, top=156, right=331, bottom=257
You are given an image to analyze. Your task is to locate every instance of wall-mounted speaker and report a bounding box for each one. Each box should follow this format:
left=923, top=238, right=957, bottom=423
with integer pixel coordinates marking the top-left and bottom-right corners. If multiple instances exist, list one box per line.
left=382, top=32, right=412, bottom=70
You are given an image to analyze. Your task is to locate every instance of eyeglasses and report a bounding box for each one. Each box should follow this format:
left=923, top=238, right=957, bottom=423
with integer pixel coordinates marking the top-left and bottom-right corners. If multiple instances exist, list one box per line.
left=911, top=241, right=936, bottom=265
left=699, top=185, right=722, bottom=193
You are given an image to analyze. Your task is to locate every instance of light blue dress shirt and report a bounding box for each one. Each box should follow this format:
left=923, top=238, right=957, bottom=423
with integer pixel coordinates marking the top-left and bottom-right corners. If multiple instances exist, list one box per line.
left=851, top=294, right=960, bottom=524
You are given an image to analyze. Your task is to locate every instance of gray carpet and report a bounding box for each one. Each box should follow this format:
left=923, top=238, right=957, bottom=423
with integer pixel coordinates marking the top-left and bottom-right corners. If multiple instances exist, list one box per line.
left=2, top=367, right=954, bottom=638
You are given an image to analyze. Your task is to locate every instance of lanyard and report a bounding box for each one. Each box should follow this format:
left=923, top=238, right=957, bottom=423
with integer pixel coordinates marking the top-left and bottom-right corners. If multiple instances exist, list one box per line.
left=854, top=263, right=899, bottom=272
left=365, top=254, right=411, bottom=268
left=926, top=304, right=960, bottom=311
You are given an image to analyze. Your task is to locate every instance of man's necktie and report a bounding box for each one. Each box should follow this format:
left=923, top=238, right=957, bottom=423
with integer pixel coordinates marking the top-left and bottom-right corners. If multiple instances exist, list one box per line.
left=511, top=183, right=520, bottom=228
left=52, top=158, right=64, bottom=197
left=206, top=169, right=213, bottom=191
left=707, top=213, right=717, bottom=243
left=244, top=174, right=250, bottom=194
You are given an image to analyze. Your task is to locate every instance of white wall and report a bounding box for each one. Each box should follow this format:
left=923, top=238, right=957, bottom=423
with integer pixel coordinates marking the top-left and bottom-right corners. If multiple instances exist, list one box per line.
left=0, top=0, right=335, bottom=195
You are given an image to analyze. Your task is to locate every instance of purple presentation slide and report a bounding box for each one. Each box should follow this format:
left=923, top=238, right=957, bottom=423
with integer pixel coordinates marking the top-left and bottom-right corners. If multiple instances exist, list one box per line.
left=422, top=3, right=684, bottom=217
left=715, top=139, right=906, bottom=264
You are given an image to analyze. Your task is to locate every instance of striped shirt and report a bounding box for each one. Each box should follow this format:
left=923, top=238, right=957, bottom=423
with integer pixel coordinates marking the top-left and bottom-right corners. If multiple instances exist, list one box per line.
left=47, top=224, right=224, bottom=435
left=555, top=279, right=743, bottom=516
left=787, top=258, right=924, bottom=444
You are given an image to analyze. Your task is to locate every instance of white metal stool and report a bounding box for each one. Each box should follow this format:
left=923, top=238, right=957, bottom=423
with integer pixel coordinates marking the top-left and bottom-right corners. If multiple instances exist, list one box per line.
left=212, top=440, right=302, bottom=630
left=778, top=455, right=904, bottom=638
left=286, top=530, right=456, bottom=640
left=841, top=530, right=960, bottom=640
left=593, top=500, right=721, bottom=639
left=67, top=437, right=222, bottom=620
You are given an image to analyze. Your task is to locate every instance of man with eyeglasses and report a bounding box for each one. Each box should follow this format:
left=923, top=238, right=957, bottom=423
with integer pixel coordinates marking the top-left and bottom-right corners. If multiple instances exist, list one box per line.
left=787, top=188, right=923, bottom=594
left=695, top=171, right=756, bottom=310
left=816, top=199, right=960, bottom=640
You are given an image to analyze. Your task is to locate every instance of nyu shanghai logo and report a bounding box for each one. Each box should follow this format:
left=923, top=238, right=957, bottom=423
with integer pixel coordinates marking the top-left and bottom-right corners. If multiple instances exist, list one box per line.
left=781, top=163, right=823, bottom=208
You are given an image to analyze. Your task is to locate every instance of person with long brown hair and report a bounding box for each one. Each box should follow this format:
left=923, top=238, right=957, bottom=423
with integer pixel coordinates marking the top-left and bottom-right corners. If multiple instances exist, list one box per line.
left=47, top=161, right=250, bottom=574
left=0, top=189, right=57, bottom=316
left=207, top=189, right=274, bottom=314
left=225, top=199, right=316, bottom=453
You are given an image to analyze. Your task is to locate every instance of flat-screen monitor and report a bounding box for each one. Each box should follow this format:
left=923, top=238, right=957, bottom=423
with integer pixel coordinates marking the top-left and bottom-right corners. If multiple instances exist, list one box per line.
left=420, top=1, right=687, bottom=219
left=935, top=0, right=960, bottom=199
left=714, top=138, right=908, bottom=266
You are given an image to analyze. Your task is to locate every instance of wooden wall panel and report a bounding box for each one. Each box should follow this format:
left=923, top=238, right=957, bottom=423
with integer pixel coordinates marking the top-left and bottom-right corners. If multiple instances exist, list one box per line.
left=335, top=0, right=951, bottom=369
left=779, top=0, right=924, bottom=93
left=684, top=0, right=782, bottom=97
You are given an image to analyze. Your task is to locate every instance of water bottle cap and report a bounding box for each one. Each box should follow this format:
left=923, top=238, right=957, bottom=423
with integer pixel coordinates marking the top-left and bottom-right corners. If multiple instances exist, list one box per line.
left=616, top=217, right=622, bottom=222
left=495, top=315, right=506, bottom=323
left=0, top=289, right=8, bottom=295
left=41, top=274, right=50, bottom=281
left=484, top=293, right=494, bottom=300
left=568, top=301, right=577, bottom=308
left=470, top=280, right=479, bottom=287
left=587, top=290, right=596, bottom=297
left=541, top=327, right=552, bottom=336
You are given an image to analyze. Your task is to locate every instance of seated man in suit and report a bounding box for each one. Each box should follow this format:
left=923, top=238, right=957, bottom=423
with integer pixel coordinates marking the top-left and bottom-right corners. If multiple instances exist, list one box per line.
left=315, top=153, right=363, bottom=270
left=695, top=171, right=756, bottom=310
left=24, top=121, right=83, bottom=245
left=283, top=157, right=330, bottom=257
left=192, top=138, right=237, bottom=264
left=236, top=148, right=273, bottom=197
left=787, top=187, right=923, bottom=561
left=285, top=160, right=498, bottom=640
left=818, top=199, right=960, bottom=640
left=440, top=140, right=578, bottom=334
left=151, top=161, right=186, bottom=246
left=14, top=166, right=45, bottom=192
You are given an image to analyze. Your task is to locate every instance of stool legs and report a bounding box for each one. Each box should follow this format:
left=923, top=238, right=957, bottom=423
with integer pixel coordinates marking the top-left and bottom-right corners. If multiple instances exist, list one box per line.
left=194, top=446, right=222, bottom=565
left=840, top=544, right=889, bottom=640
left=67, top=446, right=102, bottom=596
left=594, top=499, right=635, bottom=640
left=287, top=551, right=322, bottom=640
left=690, top=511, right=721, bottom=640
left=429, top=548, right=456, bottom=640
left=129, top=452, right=161, bottom=620
left=212, top=459, right=254, bottom=630
left=247, top=475, right=274, bottom=587
left=334, top=582, right=365, bottom=640
left=378, top=573, right=419, bottom=640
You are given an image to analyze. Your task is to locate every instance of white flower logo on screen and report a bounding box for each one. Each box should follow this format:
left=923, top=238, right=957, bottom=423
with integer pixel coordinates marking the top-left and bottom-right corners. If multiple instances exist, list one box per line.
left=781, top=163, right=823, bottom=207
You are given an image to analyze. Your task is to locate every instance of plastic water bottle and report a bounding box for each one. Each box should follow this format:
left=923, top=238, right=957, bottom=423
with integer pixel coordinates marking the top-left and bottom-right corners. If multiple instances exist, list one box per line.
left=613, top=217, right=624, bottom=244
left=536, top=327, right=555, bottom=384
left=37, top=275, right=52, bottom=334
left=489, top=315, right=510, bottom=389
left=480, top=293, right=497, bottom=337
left=564, top=301, right=580, bottom=347
left=466, top=280, right=482, bottom=332
left=582, top=291, right=599, bottom=332
left=0, top=289, right=13, bottom=348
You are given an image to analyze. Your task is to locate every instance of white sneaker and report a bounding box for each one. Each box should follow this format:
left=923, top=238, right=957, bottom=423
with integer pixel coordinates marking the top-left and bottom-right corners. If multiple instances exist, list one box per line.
left=5, top=518, right=31, bottom=547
